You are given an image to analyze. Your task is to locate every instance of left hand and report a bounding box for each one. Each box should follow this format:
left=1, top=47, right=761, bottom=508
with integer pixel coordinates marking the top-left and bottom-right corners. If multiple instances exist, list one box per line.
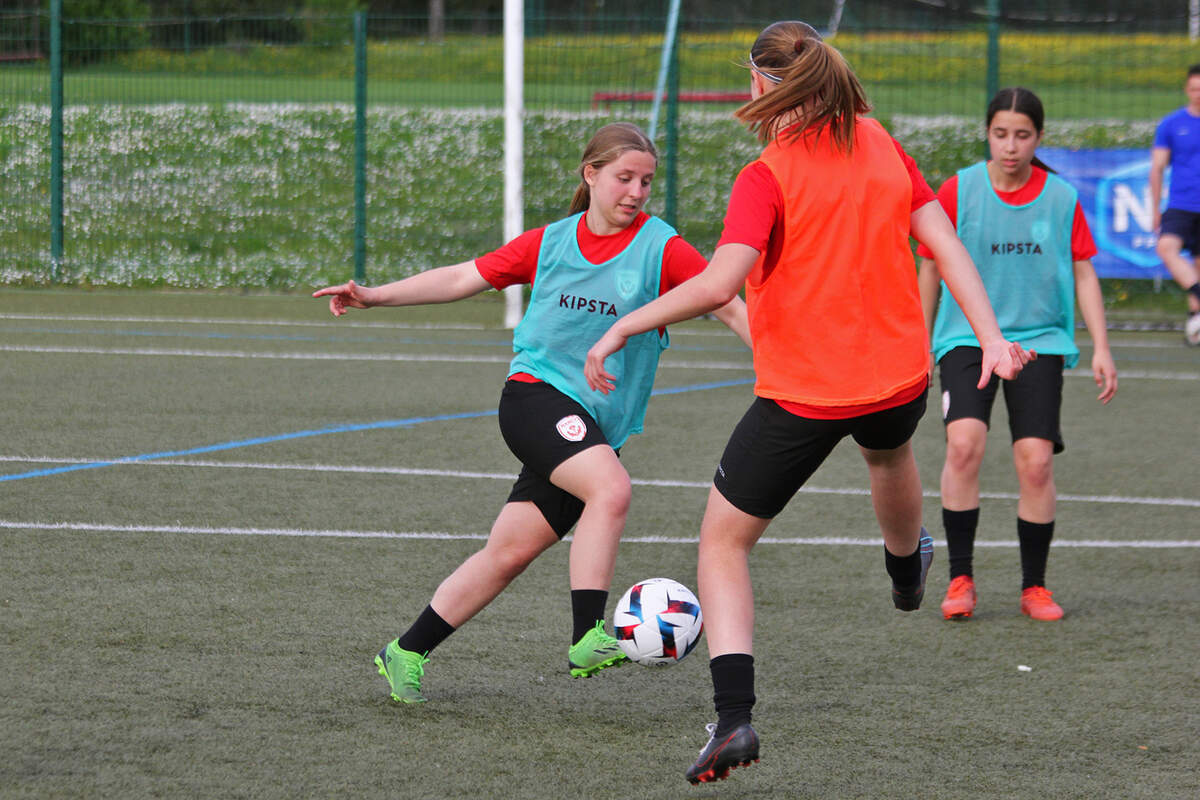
left=1092, top=350, right=1118, bottom=404
left=584, top=329, right=628, bottom=394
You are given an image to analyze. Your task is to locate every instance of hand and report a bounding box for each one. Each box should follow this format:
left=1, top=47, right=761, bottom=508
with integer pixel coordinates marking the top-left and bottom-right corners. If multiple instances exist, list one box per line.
left=312, top=280, right=372, bottom=317
left=1092, top=350, right=1118, bottom=404
left=584, top=328, right=628, bottom=394
left=978, top=339, right=1036, bottom=389
left=1151, top=209, right=1162, bottom=234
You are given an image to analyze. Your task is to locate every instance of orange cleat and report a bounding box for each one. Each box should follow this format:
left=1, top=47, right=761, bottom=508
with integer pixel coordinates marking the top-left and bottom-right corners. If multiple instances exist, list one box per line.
left=940, top=575, right=977, bottom=619
left=1020, top=586, right=1064, bottom=621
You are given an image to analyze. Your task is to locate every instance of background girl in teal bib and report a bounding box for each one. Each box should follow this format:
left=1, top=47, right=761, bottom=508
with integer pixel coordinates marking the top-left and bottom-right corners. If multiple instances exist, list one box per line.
left=313, top=123, right=750, bottom=702
left=918, top=88, right=1118, bottom=623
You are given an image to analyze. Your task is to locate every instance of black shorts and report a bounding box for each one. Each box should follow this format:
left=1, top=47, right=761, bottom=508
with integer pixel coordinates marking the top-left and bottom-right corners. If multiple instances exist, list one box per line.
left=713, top=390, right=928, bottom=519
left=497, top=379, right=612, bottom=538
left=1160, top=208, right=1200, bottom=252
left=938, top=346, right=1065, bottom=454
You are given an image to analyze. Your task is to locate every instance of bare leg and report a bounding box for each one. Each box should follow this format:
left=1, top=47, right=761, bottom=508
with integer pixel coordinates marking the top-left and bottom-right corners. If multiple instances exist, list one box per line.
left=1012, top=437, right=1056, bottom=523
left=860, top=439, right=925, bottom=556
left=941, top=418, right=988, bottom=511
left=697, top=487, right=771, bottom=658
left=549, top=444, right=631, bottom=591
left=1156, top=234, right=1200, bottom=313
left=430, top=501, right=559, bottom=627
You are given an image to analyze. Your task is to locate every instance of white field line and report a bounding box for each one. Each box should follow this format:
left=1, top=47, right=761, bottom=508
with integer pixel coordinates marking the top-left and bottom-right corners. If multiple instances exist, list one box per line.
left=3, top=312, right=1191, bottom=343
left=0, top=343, right=753, bottom=370
left=4, top=343, right=1199, bottom=379
left=0, top=312, right=728, bottom=337
left=0, top=519, right=1195, bottom=547
left=2, top=456, right=1197, bottom=508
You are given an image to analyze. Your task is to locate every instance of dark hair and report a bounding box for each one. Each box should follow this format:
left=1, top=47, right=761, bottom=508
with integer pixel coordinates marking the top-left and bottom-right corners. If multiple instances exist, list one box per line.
left=986, top=86, right=1054, bottom=173
left=568, top=122, right=657, bottom=215
left=1188, top=63, right=1200, bottom=78
left=735, top=20, right=871, bottom=152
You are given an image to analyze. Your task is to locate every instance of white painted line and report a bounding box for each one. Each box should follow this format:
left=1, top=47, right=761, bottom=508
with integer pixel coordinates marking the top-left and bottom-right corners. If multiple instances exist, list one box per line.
left=2, top=457, right=1197, bottom=508
left=6, top=343, right=1196, bottom=379
left=1, top=519, right=1195, bottom=547
left=0, top=343, right=754, bottom=370
left=0, top=312, right=736, bottom=337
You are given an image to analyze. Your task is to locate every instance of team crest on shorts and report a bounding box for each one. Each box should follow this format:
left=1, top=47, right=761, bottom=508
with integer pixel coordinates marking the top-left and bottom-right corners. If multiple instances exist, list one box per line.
left=556, top=414, right=588, bottom=442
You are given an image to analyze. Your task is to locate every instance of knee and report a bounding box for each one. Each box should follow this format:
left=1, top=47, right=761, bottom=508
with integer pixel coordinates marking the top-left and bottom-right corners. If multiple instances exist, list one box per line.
left=589, top=471, right=632, bottom=519
left=486, top=541, right=541, bottom=582
left=944, top=436, right=985, bottom=475
left=1157, top=236, right=1180, bottom=260
left=1014, top=450, right=1054, bottom=490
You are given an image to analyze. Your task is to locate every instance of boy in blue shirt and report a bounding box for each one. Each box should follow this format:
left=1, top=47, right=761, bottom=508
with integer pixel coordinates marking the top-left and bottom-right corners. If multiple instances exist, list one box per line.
left=1150, top=64, right=1200, bottom=346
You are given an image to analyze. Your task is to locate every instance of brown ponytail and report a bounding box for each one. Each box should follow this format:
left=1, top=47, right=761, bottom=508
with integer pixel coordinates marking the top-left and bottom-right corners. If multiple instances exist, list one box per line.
left=735, top=20, right=871, bottom=153
left=568, top=122, right=658, bottom=214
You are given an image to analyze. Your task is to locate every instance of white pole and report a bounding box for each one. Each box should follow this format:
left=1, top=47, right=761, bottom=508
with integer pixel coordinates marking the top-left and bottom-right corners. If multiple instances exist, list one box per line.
left=502, top=0, right=524, bottom=328
left=1191, top=0, right=1199, bottom=42
left=647, top=0, right=681, bottom=141
left=827, top=0, right=847, bottom=38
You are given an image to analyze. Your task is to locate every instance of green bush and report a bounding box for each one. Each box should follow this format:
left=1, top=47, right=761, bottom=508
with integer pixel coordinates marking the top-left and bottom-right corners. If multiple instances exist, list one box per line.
left=63, top=0, right=151, bottom=66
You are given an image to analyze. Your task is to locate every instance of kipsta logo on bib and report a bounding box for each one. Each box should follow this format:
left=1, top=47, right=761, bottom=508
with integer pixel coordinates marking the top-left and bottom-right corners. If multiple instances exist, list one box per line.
left=556, top=414, right=587, bottom=442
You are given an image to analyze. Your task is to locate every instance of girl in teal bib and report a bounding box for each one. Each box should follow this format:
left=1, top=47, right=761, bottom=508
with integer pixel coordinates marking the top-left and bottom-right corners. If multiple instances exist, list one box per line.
left=313, top=123, right=749, bottom=702
left=918, top=88, right=1118, bottom=623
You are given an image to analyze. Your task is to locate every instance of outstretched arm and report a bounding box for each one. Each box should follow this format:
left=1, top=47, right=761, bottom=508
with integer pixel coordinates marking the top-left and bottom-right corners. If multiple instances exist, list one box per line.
left=711, top=294, right=753, bottom=349
left=911, top=201, right=1034, bottom=387
left=585, top=243, right=758, bottom=393
left=312, top=261, right=493, bottom=316
left=1073, top=259, right=1118, bottom=404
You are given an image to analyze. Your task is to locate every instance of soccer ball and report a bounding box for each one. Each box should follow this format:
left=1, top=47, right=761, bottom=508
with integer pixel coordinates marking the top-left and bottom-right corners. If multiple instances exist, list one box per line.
left=612, top=577, right=704, bottom=666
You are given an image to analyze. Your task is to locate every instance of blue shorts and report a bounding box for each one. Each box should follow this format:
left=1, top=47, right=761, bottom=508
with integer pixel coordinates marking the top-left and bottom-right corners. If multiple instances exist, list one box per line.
left=1160, top=208, right=1200, bottom=253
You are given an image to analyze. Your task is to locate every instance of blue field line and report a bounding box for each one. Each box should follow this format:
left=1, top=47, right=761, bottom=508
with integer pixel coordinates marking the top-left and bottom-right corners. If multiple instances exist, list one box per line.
left=0, top=378, right=755, bottom=483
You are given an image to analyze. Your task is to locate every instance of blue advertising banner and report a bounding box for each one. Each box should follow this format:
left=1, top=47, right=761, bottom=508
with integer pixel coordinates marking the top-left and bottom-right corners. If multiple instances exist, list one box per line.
left=1039, top=148, right=1170, bottom=280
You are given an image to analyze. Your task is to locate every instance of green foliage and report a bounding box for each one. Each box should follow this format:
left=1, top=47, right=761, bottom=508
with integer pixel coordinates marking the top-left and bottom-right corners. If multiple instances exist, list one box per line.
left=63, top=0, right=151, bottom=65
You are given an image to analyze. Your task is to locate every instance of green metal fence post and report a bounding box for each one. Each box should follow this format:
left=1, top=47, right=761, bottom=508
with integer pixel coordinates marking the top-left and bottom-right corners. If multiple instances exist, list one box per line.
left=353, top=11, right=367, bottom=283
left=49, top=0, right=63, bottom=280
left=663, top=13, right=679, bottom=229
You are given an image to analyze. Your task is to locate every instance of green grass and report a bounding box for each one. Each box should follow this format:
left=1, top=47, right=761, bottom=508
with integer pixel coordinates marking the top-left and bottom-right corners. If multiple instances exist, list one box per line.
left=0, top=289, right=1197, bottom=798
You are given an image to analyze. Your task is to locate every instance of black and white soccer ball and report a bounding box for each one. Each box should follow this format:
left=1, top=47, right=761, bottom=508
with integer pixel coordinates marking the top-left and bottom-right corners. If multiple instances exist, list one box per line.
left=612, top=577, right=703, bottom=666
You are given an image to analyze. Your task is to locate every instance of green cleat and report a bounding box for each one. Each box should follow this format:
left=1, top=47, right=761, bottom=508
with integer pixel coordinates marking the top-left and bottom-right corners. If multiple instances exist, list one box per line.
left=568, top=621, right=629, bottom=678
left=375, top=639, right=429, bottom=703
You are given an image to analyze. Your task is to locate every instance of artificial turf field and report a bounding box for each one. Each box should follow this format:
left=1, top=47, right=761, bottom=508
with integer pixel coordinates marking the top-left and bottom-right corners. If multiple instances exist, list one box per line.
left=1, top=288, right=1196, bottom=798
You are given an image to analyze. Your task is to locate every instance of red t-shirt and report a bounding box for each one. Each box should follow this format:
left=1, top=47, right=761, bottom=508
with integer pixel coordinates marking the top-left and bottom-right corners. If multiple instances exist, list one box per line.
left=475, top=212, right=710, bottom=383
left=914, top=167, right=1098, bottom=260
left=717, top=134, right=934, bottom=420
left=475, top=212, right=707, bottom=291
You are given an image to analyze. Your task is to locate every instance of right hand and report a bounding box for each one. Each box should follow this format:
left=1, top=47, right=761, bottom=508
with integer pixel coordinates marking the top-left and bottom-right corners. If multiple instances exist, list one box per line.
left=979, top=339, right=1036, bottom=389
left=312, top=280, right=372, bottom=317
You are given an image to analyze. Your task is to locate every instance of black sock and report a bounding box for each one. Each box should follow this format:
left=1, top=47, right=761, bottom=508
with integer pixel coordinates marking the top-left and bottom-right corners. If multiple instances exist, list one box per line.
left=1188, top=282, right=1200, bottom=304
left=884, top=541, right=922, bottom=587
left=943, top=507, right=980, bottom=579
left=571, top=589, right=608, bottom=644
left=711, top=653, right=755, bottom=733
left=396, top=604, right=456, bottom=656
left=1017, top=518, right=1055, bottom=590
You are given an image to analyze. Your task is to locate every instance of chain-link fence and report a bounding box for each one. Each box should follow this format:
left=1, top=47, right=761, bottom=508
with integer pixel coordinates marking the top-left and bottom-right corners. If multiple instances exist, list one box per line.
left=2, top=2, right=1198, bottom=297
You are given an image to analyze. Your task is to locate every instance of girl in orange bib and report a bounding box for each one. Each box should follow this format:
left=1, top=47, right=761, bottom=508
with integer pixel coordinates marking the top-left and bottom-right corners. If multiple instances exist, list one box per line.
left=584, top=21, right=1033, bottom=785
